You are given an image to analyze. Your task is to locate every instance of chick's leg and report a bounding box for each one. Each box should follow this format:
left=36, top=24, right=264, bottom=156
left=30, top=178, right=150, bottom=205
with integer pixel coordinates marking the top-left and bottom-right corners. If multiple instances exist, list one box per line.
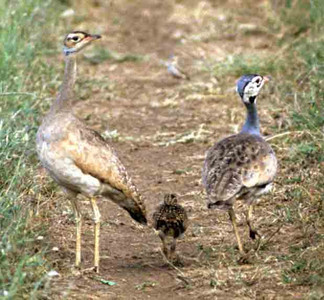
left=158, top=231, right=168, bottom=258
left=170, top=238, right=177, bottom=261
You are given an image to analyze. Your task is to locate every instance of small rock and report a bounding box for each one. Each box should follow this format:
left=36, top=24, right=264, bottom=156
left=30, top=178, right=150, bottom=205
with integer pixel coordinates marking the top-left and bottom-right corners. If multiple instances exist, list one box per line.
left=47, top=270, right=60, bottom=277
left=61, top=9, right=75, bottom=18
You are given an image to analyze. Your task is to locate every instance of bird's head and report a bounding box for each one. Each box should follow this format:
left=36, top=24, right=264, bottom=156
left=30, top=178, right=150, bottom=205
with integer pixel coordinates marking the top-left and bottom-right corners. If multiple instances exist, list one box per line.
left=236, top=74, right=270, bottom=105
left=164, top=193, right=178, bottom=205
left=63, top=31, right=101, bottom=56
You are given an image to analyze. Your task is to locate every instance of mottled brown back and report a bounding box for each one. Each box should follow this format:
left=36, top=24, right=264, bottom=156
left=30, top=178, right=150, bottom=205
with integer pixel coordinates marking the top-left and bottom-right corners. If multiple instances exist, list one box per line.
left=202, top=133, right=277, bottom=208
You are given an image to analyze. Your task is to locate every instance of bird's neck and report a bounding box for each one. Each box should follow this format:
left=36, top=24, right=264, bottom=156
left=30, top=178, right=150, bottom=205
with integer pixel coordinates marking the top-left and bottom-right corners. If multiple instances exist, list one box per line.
left=241, top=99, right=261, bottom=135
left=49, top=54, right=77, bottom=114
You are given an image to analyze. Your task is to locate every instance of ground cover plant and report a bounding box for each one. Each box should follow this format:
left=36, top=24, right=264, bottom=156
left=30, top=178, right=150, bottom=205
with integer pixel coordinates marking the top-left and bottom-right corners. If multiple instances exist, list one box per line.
left=0, top=0, right=64, bottom=298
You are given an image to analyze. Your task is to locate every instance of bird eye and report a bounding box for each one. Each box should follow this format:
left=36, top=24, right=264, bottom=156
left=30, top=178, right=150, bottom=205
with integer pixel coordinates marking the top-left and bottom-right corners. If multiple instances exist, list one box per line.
left=255, top=78, right=260, bottom=84
left=72, top=36, right=79, bottom=41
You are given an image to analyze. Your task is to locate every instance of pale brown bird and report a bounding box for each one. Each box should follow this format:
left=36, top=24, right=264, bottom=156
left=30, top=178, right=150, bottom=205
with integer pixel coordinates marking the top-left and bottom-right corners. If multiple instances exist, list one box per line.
left=202, top=74, right=277, bottom=255
left=36, top=31, right=147, bottom=273
left=153, top=193, right=188, bottom=261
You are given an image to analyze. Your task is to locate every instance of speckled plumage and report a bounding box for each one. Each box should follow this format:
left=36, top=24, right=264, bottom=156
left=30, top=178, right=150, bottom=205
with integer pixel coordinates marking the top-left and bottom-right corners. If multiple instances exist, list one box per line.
left=153, top=194, right=188, bottom=238
left=36, top=32, right=146, bottom=272
left=37, top=113, right=147, bottom=224
left=153, top=194, right=188, bottom=260
left=202, top=74, right=277, bottom=254
left=202, top=133, right=277, bottom=209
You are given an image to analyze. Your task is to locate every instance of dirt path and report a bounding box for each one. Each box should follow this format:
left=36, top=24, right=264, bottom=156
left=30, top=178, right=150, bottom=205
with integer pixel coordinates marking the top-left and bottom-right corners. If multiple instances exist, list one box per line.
left=46, top=1, right=310, bottom=299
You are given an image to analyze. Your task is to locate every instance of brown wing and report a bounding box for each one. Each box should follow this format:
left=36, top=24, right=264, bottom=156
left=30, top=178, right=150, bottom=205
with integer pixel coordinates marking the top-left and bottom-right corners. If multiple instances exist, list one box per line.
left=64, top=120, right=147, bottom=224
left=203, top=133, right=277, bottom=203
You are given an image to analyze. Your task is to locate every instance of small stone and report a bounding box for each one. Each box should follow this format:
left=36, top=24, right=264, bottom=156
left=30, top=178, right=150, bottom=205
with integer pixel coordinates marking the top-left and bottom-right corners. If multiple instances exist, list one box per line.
left=47, top=270, right=60, bottom=277
left=61, top=9, right=75, bottom=18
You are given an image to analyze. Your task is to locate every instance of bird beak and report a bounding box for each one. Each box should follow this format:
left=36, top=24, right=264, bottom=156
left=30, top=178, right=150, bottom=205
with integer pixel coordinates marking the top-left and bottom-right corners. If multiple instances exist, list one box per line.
left=88, top=34, right=102, bottom=41
left=263, top=75, right=271, bottom=82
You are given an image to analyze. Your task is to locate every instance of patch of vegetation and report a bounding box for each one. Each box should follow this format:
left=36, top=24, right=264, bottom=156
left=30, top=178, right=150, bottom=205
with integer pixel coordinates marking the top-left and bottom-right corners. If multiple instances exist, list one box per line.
left=0, top=0, right=64, bottom=298
left=210, top=54, right=283, bottom=78
left=269, top=0, right=323, bottom=293
left=84, top=48, right=145, bottom=64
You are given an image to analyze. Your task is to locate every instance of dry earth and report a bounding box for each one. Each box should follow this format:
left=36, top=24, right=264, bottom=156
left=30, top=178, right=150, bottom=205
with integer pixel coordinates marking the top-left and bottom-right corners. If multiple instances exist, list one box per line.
left=40, top=0, right=320, bottom=299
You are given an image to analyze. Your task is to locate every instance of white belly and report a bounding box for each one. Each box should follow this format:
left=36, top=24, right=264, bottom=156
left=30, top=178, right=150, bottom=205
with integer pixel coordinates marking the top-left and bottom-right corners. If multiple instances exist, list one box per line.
left=37, top=139, right=101, bottom=196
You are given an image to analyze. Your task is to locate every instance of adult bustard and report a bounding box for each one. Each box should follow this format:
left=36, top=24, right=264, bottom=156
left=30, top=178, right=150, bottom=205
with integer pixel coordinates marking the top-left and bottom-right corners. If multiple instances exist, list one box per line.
left=202, top=74, right=277, bottom=255
left=36, top=31, right=147, bottom=272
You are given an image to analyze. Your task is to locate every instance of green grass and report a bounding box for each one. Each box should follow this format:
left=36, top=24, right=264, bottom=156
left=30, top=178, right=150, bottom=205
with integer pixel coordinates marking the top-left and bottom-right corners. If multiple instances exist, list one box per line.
left=84, top=47, right=145, bottom=65
left=269, top=0, right=324, bottom=292
left=0, top=0, right=64, bottom=298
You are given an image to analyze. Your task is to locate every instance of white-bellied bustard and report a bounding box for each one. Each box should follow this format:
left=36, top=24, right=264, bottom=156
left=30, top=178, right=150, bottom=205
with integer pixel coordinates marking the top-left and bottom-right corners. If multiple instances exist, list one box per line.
left=36, top=31, right=147, bottom=273
left=202, top=74, right=277, bottom=255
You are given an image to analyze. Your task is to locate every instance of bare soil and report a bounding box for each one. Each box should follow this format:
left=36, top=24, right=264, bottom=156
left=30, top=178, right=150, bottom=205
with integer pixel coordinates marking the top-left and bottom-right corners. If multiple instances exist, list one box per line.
left=43, top=1, right=317, bottom=299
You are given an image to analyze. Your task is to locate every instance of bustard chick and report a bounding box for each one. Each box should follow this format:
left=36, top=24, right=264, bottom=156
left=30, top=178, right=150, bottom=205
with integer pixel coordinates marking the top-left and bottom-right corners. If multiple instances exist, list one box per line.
left=36, top=31, right=147, bottom=273
left=202, top=74, right=277, bottom=255
left=153, top=194, right=188, bottom=261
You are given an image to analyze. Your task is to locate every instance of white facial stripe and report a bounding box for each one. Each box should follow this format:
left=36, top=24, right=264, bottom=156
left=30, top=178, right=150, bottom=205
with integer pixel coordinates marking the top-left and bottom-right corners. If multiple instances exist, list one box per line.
left=252, top=76, right=262, bottom=83
left=244, top=81, right=258, bottom=96
left=242, top=77, right=265, bottom=103
left=66, top=34, right=83, bottom=42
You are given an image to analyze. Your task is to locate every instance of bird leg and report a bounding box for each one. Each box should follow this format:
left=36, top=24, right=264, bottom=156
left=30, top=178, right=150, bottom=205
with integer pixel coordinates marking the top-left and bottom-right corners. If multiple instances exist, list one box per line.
left=246, top=205, right=260, bottom=240
left=169, top=237, right=177, bottom=261
left=228, top=208, right=244, bottom=254
left=158, top=231, right=168, bottom=258
left=90, top=197, right=101, bottom=273
left=70, top=198, right=82, bottom=268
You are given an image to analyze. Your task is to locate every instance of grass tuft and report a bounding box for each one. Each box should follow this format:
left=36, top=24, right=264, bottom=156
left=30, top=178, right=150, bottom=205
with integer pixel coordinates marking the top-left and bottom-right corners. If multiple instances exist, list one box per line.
left=0, top=0, right=64, bottom=298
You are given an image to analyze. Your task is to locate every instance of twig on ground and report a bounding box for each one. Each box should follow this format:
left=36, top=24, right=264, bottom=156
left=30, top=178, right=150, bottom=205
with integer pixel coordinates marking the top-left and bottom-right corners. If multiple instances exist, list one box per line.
left=160, top=249, right=192, bottom=285
left=265, top=131, right=296, bottom=141
left=255, top=224, right=283, bottom=252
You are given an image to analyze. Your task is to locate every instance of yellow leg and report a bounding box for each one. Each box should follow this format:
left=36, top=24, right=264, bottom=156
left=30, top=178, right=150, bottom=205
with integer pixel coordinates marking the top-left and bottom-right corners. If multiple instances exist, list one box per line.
left=70, top=199, right=82, bottom=267
left=228, top=208, right=244, bottom=254
left=158, top=231, right=168, bottom=258
left=246, top=205, right=260, bottom=240
left=90, top=197, right=101, bottom=273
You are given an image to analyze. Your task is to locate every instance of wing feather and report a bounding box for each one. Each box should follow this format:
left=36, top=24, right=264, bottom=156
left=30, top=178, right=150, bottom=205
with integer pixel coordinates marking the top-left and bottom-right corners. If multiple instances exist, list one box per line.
left=64, top=121, right=147, bottom=223
left=203, top=133, right=277, bottom=204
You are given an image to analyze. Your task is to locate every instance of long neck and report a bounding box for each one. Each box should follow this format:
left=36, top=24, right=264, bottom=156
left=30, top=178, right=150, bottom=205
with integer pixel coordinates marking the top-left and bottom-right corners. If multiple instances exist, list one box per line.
left=241, top=99, right=260, bottom=135
left=49, top=54, right=77, bottom=114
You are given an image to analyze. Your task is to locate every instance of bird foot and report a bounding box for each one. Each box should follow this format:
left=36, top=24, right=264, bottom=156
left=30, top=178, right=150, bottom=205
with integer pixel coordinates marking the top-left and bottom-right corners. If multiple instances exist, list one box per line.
left=71, top=266, right=99, bottom=276
left=237, top=252, right=251, bottom=264
left=249, top=229, right=261, bottom=240
left=171, top=255, right=184, bottom=267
